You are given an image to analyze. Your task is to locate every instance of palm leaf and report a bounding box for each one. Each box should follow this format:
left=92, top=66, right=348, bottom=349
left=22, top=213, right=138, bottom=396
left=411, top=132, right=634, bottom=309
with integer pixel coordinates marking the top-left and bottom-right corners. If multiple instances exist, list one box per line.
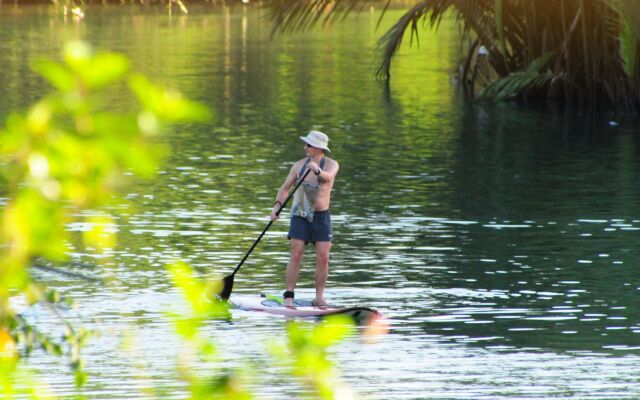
left=479, top=53, right=557, bottom=99
left=375, top=0, right=453, bottom=80
left=265, top=0, right=382, bottom=35
left=607, top=0, right=640, bottom=91
left=479, top=71, right=558, bottom=100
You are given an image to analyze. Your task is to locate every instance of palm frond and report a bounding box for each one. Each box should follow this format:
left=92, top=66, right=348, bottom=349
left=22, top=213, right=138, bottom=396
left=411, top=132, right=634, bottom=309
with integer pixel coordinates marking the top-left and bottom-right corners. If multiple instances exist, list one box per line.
left=375, top=0, right=454, bottom=80
left=479, top=53, right=557, bottom=100
left=265, top=0, right=383, bottom=35
left=607, top=0, right=640, bottom=95
left=448, top=0, right=512, bottom=75
left=479, top=71, right=558, bottom=100
left=376, top=0, right=392, bottom=30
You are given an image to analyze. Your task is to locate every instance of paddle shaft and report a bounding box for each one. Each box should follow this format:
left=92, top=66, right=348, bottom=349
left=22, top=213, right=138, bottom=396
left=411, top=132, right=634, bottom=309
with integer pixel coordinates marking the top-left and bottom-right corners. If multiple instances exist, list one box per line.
left=229, top=167, right=312, bottom=278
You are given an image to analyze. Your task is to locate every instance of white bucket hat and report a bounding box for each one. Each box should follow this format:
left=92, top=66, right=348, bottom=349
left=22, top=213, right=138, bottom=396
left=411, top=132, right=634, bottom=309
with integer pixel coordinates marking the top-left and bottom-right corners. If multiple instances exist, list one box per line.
left=300, top=130, right=330, bottom=152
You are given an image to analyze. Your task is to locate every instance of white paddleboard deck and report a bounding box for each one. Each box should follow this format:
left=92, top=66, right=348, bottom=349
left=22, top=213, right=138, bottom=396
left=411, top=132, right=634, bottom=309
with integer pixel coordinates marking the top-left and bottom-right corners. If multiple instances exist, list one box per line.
left=230, top=294, right=381, bottom=324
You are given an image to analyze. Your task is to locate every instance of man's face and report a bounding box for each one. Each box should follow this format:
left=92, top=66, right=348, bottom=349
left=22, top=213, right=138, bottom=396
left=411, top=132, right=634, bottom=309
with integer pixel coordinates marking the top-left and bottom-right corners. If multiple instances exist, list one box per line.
left=304, top=142, right=320, bottom=156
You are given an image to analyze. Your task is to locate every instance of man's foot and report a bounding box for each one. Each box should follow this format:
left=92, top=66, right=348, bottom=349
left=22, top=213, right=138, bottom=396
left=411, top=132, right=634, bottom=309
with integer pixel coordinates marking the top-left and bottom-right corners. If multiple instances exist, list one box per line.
left=311, top=299, right=328, bottom=307
left=284, top=298, right=294, bottom=307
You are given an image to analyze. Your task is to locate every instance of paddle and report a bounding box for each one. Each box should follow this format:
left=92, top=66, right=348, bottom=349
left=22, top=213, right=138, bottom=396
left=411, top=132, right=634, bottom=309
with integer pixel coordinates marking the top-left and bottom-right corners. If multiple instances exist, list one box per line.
left=218, top=166, right=313, bottom=300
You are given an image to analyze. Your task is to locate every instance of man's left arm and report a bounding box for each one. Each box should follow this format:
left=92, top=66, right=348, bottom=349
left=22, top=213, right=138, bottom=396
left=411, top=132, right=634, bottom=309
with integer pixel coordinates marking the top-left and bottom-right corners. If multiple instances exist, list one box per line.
left=316, top=159, right=339, bottom=182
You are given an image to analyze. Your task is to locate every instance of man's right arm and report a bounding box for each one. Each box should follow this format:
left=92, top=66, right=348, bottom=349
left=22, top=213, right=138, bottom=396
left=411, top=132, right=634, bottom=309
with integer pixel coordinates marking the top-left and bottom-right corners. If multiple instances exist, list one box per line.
left=271, top=163, right=299, bottom=220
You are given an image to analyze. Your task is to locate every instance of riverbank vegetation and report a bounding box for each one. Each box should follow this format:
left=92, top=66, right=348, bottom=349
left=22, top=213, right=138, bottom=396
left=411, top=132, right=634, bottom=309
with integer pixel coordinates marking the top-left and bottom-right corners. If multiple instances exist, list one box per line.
left=265, top=0, right=640, bottom=112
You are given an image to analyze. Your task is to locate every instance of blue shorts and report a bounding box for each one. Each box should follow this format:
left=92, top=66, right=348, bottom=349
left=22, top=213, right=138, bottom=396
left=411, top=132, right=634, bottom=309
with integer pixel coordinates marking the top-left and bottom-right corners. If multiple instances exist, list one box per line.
left=288, top=210, right=333, bottom=243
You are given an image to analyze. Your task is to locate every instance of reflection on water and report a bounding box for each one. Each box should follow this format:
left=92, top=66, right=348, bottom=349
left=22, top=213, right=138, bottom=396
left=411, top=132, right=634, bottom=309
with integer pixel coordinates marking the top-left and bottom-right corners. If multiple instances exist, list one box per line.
left=4, top=4, right=640, bottom=399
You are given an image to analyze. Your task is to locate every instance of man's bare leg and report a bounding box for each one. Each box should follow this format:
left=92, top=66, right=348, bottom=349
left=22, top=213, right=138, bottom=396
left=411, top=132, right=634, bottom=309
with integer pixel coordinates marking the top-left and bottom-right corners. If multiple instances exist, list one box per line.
left=285, top=239, right=305, bottom=306
left=314, top=241, right=332, bottom=306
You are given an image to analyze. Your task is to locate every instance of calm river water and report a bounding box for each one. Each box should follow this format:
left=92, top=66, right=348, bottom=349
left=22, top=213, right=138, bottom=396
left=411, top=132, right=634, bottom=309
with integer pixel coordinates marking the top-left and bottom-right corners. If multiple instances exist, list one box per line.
left=3, top=4, right=640, bottom=399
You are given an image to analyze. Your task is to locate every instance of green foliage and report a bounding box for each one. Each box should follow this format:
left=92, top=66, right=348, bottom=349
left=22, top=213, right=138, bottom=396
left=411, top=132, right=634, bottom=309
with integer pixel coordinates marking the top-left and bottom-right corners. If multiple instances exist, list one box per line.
left=0, top=38, right=356, bottom=400
left=167, top=263, right=253, bottom=399
left=0, top=359, right=55, bottom=400
left=270, top=316, right=356, bottom=399
left=168, top=262, right=230, bottom=338
left=610, top=0, right=640, bottom=87
left=265, top=0, right=640, bottom=110
left=479, top=53, right=559, bottom=100
left=0, top=40, right=210, bottom=396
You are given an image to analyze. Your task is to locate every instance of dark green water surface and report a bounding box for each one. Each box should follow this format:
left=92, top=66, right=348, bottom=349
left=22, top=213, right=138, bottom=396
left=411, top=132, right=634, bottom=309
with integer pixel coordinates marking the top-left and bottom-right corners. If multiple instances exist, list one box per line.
left=3, top=4, right=640, bottom=399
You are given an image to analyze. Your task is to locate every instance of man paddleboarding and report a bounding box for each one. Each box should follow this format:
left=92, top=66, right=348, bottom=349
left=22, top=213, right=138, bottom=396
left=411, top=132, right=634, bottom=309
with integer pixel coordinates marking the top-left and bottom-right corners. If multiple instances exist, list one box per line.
left=271, top=130, right=339, bottom=307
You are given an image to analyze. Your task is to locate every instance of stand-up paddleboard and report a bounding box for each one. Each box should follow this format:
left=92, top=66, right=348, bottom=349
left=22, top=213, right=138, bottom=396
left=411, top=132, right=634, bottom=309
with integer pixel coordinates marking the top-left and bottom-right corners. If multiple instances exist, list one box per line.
left=230, top=294, right=382, bottom=325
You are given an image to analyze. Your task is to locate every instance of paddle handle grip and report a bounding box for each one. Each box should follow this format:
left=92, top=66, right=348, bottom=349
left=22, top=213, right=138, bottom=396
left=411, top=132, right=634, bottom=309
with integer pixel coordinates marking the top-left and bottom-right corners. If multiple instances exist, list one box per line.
left=231, top=167, right=312, bottom=276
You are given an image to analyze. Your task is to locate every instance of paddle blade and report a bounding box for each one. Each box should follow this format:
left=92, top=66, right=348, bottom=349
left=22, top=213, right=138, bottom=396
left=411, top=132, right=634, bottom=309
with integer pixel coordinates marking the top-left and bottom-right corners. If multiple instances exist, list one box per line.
left=218, top=274, right=234, bottom=301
